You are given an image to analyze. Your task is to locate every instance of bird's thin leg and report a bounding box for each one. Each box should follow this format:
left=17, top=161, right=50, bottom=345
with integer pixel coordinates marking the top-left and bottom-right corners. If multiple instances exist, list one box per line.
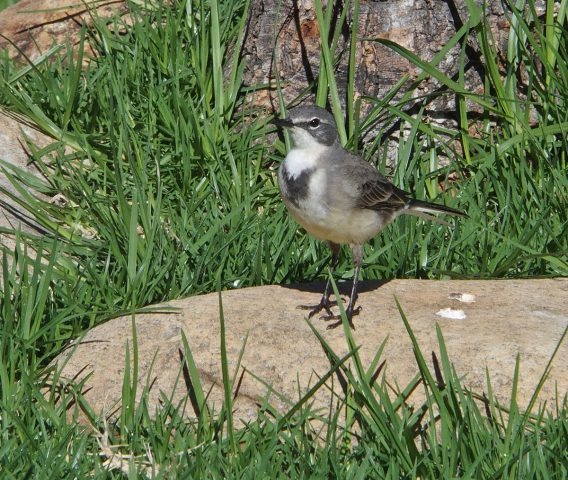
left=324, top=244, right=363, bottom=329
left=297, top=242, right=341, bottom=318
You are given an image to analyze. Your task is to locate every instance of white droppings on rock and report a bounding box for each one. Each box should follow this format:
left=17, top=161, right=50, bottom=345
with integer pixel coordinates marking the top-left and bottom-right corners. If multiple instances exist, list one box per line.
left=436, top=308, right=467, bottom=320
left=448, top=292, right=476, bottom=303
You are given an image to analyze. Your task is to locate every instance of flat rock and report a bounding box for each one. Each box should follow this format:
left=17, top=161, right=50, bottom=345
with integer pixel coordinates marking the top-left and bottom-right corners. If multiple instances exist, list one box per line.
left=0, top=110, right=53, bottom=253
left=0, top=0, right=126, bottom=62
left=55, top=279, right=568, bottom=424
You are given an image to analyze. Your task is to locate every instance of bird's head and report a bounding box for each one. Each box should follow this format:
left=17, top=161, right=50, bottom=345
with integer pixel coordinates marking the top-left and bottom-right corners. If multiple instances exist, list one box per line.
left=272, top=105, right=339, bottom=148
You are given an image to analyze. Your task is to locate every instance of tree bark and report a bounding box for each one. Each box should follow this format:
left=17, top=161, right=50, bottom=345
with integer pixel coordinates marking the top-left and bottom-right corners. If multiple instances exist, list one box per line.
left=242, top=0, right=521, bottom=114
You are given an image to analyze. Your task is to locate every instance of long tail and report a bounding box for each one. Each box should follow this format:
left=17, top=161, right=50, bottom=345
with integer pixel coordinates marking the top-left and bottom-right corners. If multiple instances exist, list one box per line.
left=404, top=198, right=467, bottom=225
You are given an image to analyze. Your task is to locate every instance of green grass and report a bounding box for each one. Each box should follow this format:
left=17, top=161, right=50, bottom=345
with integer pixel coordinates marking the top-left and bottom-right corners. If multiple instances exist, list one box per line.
left=0, top=0, right=18, bottom=12
left=0, top=0, right=567, bottom=477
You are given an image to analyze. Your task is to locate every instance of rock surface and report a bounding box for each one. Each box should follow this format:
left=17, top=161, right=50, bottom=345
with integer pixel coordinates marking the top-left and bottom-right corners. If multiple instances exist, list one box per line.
left=56, top=279, right=568, bottom=425
left=0, top=110, right=53, bottom=250
left=0, top=0, right=126, bottom=62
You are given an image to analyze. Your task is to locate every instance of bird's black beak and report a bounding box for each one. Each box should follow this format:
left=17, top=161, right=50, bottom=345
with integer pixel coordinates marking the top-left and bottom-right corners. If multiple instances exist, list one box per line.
left=271, top=117, right=294, bottom=128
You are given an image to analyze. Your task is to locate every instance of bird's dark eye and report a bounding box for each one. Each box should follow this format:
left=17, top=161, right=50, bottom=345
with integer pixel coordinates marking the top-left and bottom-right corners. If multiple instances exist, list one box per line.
left=309, top=118, right=321, bottom=128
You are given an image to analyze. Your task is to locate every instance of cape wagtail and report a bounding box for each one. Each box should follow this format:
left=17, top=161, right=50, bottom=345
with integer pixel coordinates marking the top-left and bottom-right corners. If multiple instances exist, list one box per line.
left=272, top=105, right=466, bottom=329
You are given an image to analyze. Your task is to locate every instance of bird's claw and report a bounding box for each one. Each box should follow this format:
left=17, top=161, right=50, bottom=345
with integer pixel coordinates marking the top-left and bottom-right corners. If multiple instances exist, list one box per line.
left=298, top=295, right=360, bottom=329
left=297, top=297, right=341, bottom=318
left=321, top=305, right=362, bottom=330
left=296, top=304, right=335, bottom=318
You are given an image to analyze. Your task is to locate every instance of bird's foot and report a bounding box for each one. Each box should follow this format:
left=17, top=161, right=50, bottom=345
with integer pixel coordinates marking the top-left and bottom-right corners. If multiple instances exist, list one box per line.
left=297, top=296, right=340, bottom=318
left=322, top=305, right=362, bottom=330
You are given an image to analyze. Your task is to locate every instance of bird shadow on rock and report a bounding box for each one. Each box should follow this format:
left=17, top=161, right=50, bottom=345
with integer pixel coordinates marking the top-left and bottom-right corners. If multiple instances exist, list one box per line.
left=282, top=279, right=391, bottom=295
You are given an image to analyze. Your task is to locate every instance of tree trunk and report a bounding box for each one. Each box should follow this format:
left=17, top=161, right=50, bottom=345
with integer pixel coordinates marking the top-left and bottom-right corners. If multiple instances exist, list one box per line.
left=242, top=0, right=517, bottom=114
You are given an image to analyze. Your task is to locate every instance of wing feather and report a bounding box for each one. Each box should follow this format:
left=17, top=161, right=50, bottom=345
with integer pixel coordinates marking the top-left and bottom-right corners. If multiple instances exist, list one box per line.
left=342, top=160, right=409, bottom=213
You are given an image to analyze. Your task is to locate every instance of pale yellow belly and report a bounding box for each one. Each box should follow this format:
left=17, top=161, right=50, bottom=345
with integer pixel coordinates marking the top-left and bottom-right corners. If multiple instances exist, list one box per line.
left=285, top=201, right=388, bottom=245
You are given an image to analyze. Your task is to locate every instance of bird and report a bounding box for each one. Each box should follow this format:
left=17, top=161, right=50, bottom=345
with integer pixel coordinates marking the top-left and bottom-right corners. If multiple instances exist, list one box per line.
left=272, top=104, right=466, bottom=329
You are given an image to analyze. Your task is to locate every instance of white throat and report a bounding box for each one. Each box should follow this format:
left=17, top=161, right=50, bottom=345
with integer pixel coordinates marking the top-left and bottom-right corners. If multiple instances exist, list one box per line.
left=283, top=127, right=327, bottom=179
